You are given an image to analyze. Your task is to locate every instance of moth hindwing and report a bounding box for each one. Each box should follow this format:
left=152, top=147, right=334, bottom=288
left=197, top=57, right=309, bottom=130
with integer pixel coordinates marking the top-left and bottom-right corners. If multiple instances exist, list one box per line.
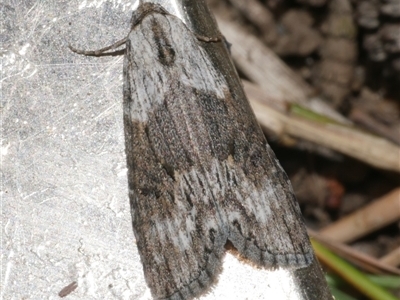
left=71, top=2, right=313, bottom=300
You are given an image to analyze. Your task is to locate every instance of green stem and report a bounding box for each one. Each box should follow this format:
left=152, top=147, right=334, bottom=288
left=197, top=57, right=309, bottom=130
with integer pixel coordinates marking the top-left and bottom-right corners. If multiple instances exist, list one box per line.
left=312, top=239, right=398, bottom=300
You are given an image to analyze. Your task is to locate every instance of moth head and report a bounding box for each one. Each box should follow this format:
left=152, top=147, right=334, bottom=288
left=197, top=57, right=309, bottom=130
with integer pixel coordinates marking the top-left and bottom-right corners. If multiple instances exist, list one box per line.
left=131, top=1, right=170, bottom=29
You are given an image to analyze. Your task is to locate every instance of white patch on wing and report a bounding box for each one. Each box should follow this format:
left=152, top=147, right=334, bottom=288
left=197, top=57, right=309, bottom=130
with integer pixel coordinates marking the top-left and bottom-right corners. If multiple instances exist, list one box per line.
left=164, top=157, right=300, bottom=253
left=124, top=13, right=228, bottom=122
left=139, top=138, right=312, bottom=267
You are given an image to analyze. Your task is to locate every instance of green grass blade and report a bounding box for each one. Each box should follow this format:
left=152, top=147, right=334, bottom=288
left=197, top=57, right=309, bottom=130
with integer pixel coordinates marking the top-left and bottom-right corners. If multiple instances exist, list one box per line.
left=312, top=239, right=398, bottom=300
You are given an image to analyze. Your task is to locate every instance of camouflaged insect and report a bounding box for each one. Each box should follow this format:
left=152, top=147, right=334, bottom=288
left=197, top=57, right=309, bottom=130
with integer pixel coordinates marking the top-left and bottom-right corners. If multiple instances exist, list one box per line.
left=70, top=2, right=313, bottom=300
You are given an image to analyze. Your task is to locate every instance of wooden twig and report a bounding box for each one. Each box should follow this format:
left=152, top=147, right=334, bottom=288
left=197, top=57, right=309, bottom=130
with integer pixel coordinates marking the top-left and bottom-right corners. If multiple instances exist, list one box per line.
left=214, top=12, right=400, bottom=172
left=215, top=13, right=353, bottom=124
left=350, top=108, right=400, bottom=145
left=309, top=229, right=400, bottom=275
left=319, top=189, right=400, bottom=242
left=245, top=82, right=400, bottom=172
left=379, top=247, right=400, bottom=268
left=227, top=0, right=276, bottom=44
left=216, top=14, right=313, bottom=104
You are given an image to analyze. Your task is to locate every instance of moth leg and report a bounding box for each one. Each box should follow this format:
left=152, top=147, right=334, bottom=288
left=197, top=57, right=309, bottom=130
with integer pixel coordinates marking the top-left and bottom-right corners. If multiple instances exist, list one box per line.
left=195, top=34, right=232, bottom=53
left=68, top=37, right=127, bottom=56
left=195, top=34, right=222, bottom=43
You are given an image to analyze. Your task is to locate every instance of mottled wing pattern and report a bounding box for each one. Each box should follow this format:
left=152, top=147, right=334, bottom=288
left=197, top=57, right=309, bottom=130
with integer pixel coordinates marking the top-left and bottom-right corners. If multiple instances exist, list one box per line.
left=123, top=6, right=313, bottom=300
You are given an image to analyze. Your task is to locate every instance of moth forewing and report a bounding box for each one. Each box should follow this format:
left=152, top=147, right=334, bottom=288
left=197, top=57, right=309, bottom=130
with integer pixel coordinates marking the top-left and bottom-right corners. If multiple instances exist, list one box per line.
left=70, top=2, right=313, bottom=300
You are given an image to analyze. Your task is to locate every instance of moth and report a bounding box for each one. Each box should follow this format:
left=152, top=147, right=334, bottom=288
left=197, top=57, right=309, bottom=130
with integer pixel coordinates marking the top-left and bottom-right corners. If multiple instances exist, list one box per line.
left=70, top=2, right=313, bottom=300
